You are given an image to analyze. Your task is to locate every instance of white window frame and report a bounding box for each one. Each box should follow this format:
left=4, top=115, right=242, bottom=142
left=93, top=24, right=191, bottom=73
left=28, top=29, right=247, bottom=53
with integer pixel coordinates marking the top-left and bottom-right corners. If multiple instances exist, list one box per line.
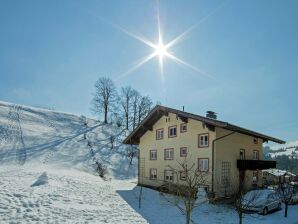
left=164, top=148, right=174, bottom=160
left=150, top=168, right=157, bottom=180
left=198, top=134, right=209, bottom=147
left=168, top=126, right=177, bottom=138
left=150, top=150, right=157, bottom=160
left=253, top=150, right=259, bottom=160
left=156, top=129, right=164, bottom=140
left=164, top=170, right=174, bottom=182
left=198, top=158, right=209, bottom=172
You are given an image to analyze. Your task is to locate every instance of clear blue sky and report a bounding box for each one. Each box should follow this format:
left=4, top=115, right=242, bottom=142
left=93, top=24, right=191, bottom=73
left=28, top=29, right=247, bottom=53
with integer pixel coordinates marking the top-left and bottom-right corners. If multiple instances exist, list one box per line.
left=0, top=0, right=297, bottom=143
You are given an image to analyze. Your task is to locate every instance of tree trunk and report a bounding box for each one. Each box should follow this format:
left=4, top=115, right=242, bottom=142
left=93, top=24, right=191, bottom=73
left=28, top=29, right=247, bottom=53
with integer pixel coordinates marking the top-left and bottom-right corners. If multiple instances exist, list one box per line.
left=239, top=212, right=243, bottom=224
left=104, top=105, right=108, bottom=124
left=285, top=203, right=288, bottom=217
left=125, top=112, right=129, bottom=130
left=186, top=210, right=190, bottom=224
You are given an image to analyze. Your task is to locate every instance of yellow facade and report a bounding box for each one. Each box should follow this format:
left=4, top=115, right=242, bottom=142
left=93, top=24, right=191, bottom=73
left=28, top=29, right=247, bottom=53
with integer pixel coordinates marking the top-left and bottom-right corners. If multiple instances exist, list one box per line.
left=138, top=112, right=263, bottom=196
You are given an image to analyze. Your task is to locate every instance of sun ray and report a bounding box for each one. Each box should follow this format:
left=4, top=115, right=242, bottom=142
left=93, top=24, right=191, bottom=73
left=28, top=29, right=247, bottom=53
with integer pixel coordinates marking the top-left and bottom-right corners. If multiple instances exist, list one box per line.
left=166, top=53, right=216, bottom=80
left=113, top=24, right=156, bottom=49
left=116, top=52, right=157, bottom=80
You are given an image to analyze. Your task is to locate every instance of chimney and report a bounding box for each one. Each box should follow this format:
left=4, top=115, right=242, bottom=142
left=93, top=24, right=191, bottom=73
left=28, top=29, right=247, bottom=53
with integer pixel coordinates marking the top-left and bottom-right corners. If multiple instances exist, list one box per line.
left=206, top=111, right=217, bottom=119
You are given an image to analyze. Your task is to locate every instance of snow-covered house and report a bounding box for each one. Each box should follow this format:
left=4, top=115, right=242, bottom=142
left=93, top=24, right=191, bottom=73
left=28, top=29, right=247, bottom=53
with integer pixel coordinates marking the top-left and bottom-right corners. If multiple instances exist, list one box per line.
left=123, top=105, right=285, bottom=197
left=262, top=169, right=296, bottom=185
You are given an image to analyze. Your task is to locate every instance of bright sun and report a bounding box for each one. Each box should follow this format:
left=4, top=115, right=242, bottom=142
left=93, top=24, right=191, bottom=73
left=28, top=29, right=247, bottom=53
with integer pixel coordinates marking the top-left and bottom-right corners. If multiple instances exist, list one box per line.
left=115, top=2, right=217, bottom=80
left=154, top=38, right=169, bottom=67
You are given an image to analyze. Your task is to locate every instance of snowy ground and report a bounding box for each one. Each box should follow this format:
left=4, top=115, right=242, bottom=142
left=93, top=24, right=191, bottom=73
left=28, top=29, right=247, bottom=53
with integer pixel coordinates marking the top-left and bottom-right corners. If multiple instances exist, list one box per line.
left=119, top=185, right=298, bottom=224
left=0, top=165, right=297, bottom=224
left=0, top=165, right=146, bottom=224
left=0, top=101, right=297, bottom=224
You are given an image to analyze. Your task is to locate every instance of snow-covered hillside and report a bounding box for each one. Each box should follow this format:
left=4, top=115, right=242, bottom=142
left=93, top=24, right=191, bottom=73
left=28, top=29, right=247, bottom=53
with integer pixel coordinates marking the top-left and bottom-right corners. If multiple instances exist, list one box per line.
left=266, top=141, right=298, bottom=158
left=0, top=101, right=137, bottom=178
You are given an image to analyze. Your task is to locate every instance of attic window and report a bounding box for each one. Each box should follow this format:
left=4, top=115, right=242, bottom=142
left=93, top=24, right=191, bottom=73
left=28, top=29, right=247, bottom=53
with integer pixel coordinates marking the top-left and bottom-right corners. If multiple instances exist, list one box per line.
left=253, top=138, right=258, bottom=144
left=180, top=123, right=187, bottom=133
left=156, top=128, right=164, bottom=140
left=168, top=126, right=177, bottom=138
left=198, top=133, right=209, bottom=148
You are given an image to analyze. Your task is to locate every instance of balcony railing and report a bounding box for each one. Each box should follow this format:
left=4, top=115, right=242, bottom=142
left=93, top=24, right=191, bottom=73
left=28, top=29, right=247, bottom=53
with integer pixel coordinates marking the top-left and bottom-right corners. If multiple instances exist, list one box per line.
left=237, top=160, right=276, bottom=171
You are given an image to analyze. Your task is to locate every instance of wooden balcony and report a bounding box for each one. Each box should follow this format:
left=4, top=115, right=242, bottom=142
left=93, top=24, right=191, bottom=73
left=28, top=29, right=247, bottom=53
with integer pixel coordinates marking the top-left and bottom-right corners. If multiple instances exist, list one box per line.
left=237, top=160, right=276, bottom=171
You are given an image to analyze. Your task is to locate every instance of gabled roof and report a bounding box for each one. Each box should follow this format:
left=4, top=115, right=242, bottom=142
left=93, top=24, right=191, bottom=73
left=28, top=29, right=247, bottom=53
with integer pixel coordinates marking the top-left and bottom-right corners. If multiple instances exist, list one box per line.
left=123, top=105, right=285, bottom=145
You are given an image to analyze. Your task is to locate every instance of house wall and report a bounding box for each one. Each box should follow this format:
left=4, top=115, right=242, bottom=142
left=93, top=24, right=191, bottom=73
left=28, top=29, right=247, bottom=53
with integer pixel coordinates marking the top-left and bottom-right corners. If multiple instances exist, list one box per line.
left=214, top=127, right=263, bottom=196
left=138, top=112, right=215, bottom=189
left=138, top=112, right=264, bottom=197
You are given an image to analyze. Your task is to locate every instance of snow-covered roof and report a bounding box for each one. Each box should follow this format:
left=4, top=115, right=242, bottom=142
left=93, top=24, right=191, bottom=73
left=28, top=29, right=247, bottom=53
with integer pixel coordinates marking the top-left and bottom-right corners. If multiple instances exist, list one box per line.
left=262, top=168, right=296, bottom=177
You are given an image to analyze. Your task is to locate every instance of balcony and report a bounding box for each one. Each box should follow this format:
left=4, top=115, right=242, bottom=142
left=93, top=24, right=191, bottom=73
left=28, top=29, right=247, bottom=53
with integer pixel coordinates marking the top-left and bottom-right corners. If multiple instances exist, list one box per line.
left=237, top=160, right=276, bottom=171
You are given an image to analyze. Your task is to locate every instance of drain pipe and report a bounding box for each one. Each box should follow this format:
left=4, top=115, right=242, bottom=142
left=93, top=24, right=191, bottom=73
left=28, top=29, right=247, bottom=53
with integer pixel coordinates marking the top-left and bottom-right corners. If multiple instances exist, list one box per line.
left=211, top=131, right=236, bottom=195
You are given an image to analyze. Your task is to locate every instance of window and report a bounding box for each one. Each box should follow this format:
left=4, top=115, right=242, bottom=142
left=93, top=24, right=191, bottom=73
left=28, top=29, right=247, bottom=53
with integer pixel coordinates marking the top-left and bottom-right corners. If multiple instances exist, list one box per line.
left=164, top=170, right=174, bottom=182
left=253, top=150, right=259, bottom=160
left=252, top=171, right=258, bottom=183
left=180, top=123, right=187, bottom=133
left=156, top=128, right=164, bottom=140
left=240, top=149, right=245, bottom=160
left=180, top=147, right=187, bottom=157
left=198, top=133, right=209, bottom=147
left=164, top=148, right=174, bottom=160
left=253, top=138, right=258, bottom=144
left=221, top=161, right=231, bottom=186
left=168, top=126, right=177, bottom=138
left=150, top=169, right=157, bottom=180
left=150, top=150, right=157, bottom=160
left=180, top=171, right=187, bottom=181
left=198, top=158, right=209, bottom=172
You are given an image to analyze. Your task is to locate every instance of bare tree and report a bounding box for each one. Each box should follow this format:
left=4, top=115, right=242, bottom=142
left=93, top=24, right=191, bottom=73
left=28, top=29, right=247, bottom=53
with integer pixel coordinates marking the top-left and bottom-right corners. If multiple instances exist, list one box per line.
left=232, top=172, right=263, bottom=224
left=161, top=159, right=209, bottom=224
left=137, top=96, right=153, bottom=126
left=119, top=86, right=134, bottom=130
left=91, top=77, right=117, bottom=124
left=125, top=145, right=138, bottom=165
left=278, top=182, right=293, bottom=217
left=131, top=89, right=141, bottom=130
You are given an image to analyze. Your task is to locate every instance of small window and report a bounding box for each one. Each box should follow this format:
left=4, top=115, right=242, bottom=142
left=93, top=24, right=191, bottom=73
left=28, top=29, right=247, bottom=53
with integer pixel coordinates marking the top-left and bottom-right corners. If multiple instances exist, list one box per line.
left=164, top=170, right=174, bottom=182
left=150, top=150, right=157, bottom=160
left=180, top=171, right=187, bottom=181
left=253, top=150, right=259, bottom=160
left=150, top=168, right=157, bottom=180
left=198, top=134, right=209, bottom=147
left=180, top=123, right=187, bottom=133
left=240, top=149, right=245, bottom=160
left=180, top=147, right=187, bottom=157
left=156, top=128, right=164, bottom=140
left=252, top=171, right=258, bottom=183
left=253, top=138, right=258, bottom=144
left=164, top=148, right=174, bottom=160
left=198, top=158, right=209, bottom=172
left=168, top=126, right=177, bottom=138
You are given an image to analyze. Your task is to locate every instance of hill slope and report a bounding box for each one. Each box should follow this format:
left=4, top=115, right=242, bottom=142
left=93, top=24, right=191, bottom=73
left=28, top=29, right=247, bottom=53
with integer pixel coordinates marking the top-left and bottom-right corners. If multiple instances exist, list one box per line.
left=0, top=101, right=137, bottom=179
